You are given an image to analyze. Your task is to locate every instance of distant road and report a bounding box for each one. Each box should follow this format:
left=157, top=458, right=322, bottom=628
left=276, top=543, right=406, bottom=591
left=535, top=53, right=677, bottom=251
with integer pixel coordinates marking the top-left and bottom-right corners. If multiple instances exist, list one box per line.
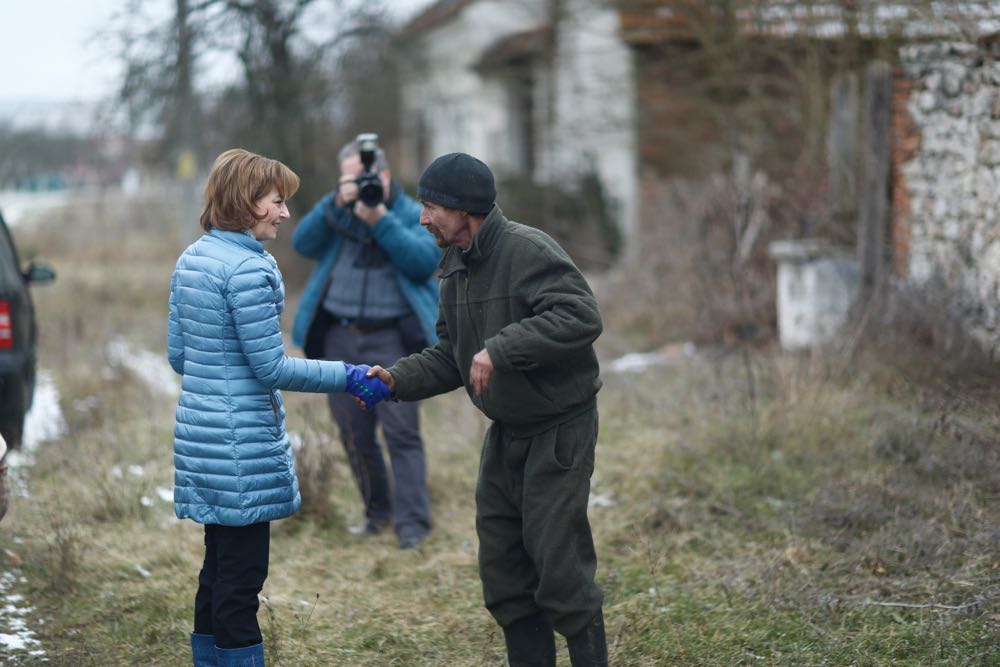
left=0, top=189, right=90, bottom=227
left=0, top=185, right=177, bottom=227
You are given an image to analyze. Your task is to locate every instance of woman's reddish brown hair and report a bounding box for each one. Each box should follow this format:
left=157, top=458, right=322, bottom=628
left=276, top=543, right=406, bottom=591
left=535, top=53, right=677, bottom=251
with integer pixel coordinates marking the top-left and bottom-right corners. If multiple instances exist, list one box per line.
left=199, top=149, right=300, bottom=232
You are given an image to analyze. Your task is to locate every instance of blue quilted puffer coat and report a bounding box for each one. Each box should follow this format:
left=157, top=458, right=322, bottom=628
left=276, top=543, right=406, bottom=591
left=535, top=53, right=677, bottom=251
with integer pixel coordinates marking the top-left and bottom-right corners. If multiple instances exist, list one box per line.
left=167, top=229, right=347, bottom=526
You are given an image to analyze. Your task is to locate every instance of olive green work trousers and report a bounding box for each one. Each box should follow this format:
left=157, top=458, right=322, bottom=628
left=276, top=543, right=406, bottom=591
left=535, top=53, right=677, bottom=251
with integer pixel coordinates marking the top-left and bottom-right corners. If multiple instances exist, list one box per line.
left=475, top=404, right=603, bottom=638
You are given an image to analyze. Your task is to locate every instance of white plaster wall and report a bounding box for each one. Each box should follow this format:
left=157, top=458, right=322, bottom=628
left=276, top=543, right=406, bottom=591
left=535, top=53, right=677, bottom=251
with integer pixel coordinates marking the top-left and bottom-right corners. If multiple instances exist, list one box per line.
left=399, top=0, right=638, bottom=259
left=899, top=41, right=1000, bottom=354
left=399, top=2, right=544, bottom=173
left=548, top=0, right=638, bottom=253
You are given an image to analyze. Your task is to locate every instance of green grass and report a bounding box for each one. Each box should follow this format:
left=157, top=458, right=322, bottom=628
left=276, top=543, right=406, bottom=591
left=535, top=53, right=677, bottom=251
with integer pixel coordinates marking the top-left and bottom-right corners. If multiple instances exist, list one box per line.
left=1, top=194, right=999, bottom=665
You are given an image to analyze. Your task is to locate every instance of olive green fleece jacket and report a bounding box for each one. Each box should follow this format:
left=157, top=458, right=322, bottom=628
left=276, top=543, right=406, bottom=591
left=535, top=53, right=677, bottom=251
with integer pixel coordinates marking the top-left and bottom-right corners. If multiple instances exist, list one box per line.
left=388, top=206, right=602, bottom=435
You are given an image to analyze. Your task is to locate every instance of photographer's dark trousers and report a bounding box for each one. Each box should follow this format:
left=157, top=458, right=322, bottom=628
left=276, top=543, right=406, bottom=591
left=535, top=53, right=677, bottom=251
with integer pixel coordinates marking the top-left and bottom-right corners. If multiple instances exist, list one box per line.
left=476, top=404, right=603, bottom=638
left=324, top=323, right=431, bottom=540
left=193, top=522, right=269, bottom=649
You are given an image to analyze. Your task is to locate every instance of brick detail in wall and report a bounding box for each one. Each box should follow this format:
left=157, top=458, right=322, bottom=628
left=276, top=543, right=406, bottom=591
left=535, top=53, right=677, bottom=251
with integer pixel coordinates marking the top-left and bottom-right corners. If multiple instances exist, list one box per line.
left=889, top=67, right=920, bottom=279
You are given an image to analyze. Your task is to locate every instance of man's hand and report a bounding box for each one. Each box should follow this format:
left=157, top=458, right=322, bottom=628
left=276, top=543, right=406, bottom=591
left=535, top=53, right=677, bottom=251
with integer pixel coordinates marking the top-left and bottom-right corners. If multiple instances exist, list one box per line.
left=469, top=348, right=494, bottom=396
left=366, top=365, right=397, bottom=394
left=354, top=201, right=388, bottom=227
left=345, top=363, right=392, bottom=411
left=336, top=173, right=386, bottom=226
left=335, top=174, right=358, bottom=208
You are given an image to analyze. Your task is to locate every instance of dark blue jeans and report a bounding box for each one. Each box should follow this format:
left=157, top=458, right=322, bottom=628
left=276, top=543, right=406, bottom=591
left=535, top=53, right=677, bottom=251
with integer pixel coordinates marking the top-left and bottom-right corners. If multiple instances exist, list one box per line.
left=324, top=323, right=431, bottom=540
left=193, top=522, right=269, bottom=648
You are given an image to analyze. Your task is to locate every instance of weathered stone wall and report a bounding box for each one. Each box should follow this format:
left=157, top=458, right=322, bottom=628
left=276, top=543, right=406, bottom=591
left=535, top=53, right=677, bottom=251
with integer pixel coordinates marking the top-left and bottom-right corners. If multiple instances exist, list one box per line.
left=897, top=39, right=1000, bottom=353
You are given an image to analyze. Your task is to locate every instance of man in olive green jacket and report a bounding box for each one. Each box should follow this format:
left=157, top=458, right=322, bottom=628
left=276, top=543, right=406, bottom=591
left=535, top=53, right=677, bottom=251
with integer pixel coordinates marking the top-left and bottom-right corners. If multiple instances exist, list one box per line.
left=368, top=153, right=607, bottom=667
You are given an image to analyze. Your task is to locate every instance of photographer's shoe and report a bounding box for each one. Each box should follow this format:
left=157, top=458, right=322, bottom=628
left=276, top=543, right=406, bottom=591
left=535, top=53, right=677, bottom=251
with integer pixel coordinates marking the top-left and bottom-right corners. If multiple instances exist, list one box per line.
left=348, top=520, right=386, bottom=536
left=398, top=533, right=425, bottom=550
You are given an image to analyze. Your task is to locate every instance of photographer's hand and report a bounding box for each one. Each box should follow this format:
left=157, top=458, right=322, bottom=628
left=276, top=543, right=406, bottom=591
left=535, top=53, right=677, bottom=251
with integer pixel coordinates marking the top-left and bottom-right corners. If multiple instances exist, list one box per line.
left=355, top=201, right=388, bottom=227
left=335, top=174, right=358, bottom=208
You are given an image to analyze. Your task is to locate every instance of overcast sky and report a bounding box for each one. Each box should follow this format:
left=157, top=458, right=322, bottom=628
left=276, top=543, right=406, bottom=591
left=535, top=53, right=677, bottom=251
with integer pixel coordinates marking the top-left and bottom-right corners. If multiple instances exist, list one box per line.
left=0, top=0, right=432, bottom=104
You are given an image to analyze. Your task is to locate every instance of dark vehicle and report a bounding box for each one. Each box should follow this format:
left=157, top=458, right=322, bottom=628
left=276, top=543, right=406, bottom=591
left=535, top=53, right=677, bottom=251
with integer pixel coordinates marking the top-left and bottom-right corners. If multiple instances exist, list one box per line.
left=0, top=210, right=55, bottom=449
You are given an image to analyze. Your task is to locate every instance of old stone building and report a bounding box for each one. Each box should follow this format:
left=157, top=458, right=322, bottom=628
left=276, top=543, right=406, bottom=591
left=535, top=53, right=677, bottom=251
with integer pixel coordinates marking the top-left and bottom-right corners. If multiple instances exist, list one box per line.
left=395, top=1, right=1000, bottom=349
left=617, top=1, right=1000, bottom=347
left=893, top=37, right=1000, bottom=354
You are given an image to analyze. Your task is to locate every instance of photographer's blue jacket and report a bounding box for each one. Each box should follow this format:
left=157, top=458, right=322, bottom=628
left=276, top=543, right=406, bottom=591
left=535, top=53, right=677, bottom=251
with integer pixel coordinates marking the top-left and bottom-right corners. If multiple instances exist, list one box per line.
left=291, top=186, right=440, bottom=354
left=167, top=229, right=348, bottom=526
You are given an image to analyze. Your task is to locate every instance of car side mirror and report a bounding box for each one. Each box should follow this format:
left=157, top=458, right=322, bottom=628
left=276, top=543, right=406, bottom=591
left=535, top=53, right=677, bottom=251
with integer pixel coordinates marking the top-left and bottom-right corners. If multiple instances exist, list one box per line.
left=23, top=261, right=56, bottom=285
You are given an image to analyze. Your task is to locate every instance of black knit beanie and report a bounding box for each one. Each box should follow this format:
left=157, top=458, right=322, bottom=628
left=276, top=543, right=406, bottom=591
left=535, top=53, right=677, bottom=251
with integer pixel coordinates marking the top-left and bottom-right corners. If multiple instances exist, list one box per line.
left=417, top=153, right=496, bottom=214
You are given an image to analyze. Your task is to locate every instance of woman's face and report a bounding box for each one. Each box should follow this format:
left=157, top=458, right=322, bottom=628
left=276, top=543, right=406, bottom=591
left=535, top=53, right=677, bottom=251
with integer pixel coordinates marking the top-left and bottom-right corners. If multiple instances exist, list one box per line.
left=249, top=187, right=290, bottom=241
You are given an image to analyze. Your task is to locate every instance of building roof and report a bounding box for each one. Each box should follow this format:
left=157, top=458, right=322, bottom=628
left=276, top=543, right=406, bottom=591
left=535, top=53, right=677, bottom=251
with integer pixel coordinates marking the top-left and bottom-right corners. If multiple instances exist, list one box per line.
left=474, top=27, right=553, bottom=71
left=619, top=0, right=1000, bottom=45
left=399, top=0, right=476, bottom=38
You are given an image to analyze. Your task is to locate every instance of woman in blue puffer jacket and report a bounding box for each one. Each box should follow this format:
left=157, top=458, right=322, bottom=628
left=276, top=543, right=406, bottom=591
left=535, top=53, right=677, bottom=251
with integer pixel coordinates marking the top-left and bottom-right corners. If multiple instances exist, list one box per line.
left=167, top=149, right=389, bottom=667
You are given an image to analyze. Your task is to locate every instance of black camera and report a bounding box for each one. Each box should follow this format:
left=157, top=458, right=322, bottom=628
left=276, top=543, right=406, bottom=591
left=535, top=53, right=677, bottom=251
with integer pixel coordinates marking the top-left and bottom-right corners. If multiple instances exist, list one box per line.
left=355, top=132, right=384, bottom=207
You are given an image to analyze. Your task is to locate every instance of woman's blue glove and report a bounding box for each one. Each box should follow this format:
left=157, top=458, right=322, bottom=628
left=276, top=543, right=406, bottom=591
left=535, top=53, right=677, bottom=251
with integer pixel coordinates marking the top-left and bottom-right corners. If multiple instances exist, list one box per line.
left=345, top=363, right=392, bottom=410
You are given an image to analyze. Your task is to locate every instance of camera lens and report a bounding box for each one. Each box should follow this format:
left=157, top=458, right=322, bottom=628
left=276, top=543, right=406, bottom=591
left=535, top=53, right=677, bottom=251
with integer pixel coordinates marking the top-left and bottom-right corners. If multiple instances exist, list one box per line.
left=356, top=173, right=383, bottom=207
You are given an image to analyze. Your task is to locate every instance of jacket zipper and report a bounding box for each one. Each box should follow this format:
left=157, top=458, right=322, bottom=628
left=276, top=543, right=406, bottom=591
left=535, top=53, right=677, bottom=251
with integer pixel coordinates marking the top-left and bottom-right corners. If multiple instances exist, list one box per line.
left=269, top=391, right=280, bottom=423
left=465, top=272, right=482, bottom=348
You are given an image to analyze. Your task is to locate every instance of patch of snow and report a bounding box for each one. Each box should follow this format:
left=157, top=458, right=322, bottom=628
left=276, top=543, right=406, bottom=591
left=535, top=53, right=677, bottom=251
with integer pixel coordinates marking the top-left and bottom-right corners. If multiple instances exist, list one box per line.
left=607, top=342, right=697, bottom=374
left=155, top=486, right=174, bottom=503
left=105, top=336, right=180, bottom=397
left=22, top=371, right=66, bottom=451
left=588, top=492, right=618, bottom=508
left=0, top=571, right=43, bottom=656
left=127, top=465, right=145, bottom=477
left=608, top=352, right=669, bottom=373
left=0, top=189, right=78, bottom=227
left=765, top=497, right=786, bottom=510
left=5, top=371, right=65, bottom=500
left=134, top=565, right=151, bottom=579
left=72, top=396, right=99, bottom=412
left=140, top=496, right=153, bottom=507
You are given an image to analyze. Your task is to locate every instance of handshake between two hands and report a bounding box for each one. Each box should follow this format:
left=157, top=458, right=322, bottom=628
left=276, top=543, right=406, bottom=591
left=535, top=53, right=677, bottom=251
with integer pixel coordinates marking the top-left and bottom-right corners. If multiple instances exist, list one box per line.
left=345, top=364, right=393, bottom=411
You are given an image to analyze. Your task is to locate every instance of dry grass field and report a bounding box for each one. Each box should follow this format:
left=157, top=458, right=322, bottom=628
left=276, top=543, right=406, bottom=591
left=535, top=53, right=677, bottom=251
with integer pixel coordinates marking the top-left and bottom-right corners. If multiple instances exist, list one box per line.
left=1, top=193, right=998, bottom=665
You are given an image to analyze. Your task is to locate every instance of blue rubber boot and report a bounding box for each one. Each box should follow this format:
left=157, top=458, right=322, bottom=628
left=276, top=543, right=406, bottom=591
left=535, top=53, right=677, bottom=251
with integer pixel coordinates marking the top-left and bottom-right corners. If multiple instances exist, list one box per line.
left=216, top=643, right=265, bottom=667
left=190, top=633, right=217, bottom=667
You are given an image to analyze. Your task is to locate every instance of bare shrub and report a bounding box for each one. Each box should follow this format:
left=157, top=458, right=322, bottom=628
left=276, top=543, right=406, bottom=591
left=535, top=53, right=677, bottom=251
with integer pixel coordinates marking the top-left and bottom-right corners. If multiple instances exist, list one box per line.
left=598, top=160, right=813, bottom=345
left=905, top=410, right=1000, bottom=489
left=846, top=277, right=999, bottom=385
left=870, top=409, right=934, bottom=465
left=840, top=279, right=1000, bottom=487
left=260, top=595, right=283, bottom=665
left=42, top=514, right=86, bottom=593
left=291, top=402, right=343, bottom=528
left=90, top=477, right=150, bottom=524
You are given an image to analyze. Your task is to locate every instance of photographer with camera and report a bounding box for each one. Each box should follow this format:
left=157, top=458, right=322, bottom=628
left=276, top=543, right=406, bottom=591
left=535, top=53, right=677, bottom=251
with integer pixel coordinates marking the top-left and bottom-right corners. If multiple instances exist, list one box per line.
left=292, top=134, right=440, bottom=550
